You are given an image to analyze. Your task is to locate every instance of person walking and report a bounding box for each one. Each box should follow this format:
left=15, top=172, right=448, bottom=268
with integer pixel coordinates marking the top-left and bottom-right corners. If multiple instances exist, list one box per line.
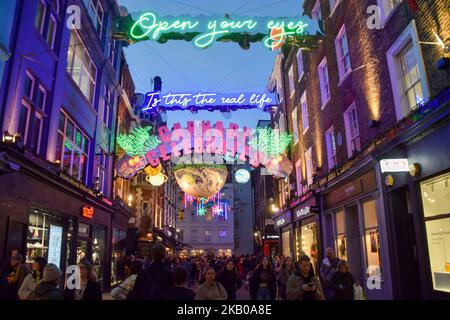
left=277, top=256, right=295, bottom=300
left=286, top=255, right=324, bottom=300
left=5, top=253, right=29, bottom=300
left=18, top=257, right=47, bottom=300
left=128, top=243, right=173, bottom=300
left=32, top=263, right=64, bottom=300
left=320, top=247, right=340, bottom=300
left=110, top=259, right=143, bottom=300
left=195, top=267, right=227, bottom=300
left=163, top=266, right=195, bottom=300
left=65, top=259, right=102, bottom=300
left=216, top=259, right=242, bottom=301
left=249, top=256, right=276, bottom=300
left=330, top=260, right=355, bottom=300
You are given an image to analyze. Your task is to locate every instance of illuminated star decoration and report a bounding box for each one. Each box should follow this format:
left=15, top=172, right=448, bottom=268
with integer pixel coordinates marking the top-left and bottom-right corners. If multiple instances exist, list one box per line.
left=117, top=126, right=161, bottom=157
left=249, top=127, right=292, bottom=156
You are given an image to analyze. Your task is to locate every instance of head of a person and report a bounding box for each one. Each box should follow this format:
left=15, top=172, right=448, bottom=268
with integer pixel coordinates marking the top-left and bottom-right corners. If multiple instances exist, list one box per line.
left=172, top=266, right=188, bottom=286
left=130, top=259, right=143, bottom=275
left=326, top=247, right=335, bottom=260
left=204, top=267, right=216, bottom=283
left=32, top=257, right=47, bottom=273
left=298, top=255, right=311, bottom=275
left=78, top=259, right=95, bottom=281
left=151, top=243, right=166, bottom=262
left=338, top=260, right=349, bottom=274
left=42, top=263, right=62, bottom=285
left=225, top=259, right=235, bottom=272
left=11, top=253, right=23, bottom=267
left=259, top=256, right=272, bottom=270
left=282, top=256, right=293, bottom=270
left=274, top=255, right=280, bottom=262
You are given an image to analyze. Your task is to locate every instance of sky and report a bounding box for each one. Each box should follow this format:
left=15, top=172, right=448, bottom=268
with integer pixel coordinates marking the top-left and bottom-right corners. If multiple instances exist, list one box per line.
left=118, top=0, right=305, bottom=128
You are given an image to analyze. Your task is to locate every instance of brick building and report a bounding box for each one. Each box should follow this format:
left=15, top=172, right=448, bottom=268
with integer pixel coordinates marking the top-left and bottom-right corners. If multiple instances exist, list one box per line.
left=271, top=0, right=449, bottom=299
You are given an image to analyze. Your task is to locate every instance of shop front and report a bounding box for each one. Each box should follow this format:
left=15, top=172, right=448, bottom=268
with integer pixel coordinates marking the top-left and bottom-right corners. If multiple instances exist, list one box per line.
left=322, top=168, right=393, bottom=300
left=377, top=92, right=450, bottom=299
left=291, top=193, right=321, bottom=272
left=273, top=209, right=293, bottom=259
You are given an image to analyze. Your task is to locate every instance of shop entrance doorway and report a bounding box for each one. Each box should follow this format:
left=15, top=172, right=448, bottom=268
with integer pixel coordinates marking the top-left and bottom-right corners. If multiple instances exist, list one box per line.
left=345, top=205, right=363, bottom=283
left=5, top=221, right=26, bottom=259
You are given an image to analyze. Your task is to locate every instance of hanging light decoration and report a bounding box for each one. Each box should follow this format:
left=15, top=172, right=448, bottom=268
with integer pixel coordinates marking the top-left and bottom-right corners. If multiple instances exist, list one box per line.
left=235, top=168, right=251, bottom=184
left=144, top=163, right=162, bottom=176
left=174, top=164, right=228, bottom=199
left=146, top=172, right=168, bottom=186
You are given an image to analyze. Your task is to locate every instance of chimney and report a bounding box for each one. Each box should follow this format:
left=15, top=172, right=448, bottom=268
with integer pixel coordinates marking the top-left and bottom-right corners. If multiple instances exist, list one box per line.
left=154, top=76, right=162, bottom=92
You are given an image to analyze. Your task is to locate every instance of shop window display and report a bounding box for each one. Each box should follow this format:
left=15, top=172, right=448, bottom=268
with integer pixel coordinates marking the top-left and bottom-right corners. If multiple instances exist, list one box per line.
left=93, top=226, right=106, bottom=284
left=301, top=223, right=318, bottom=274
left=335, top=209, right=347, bottom=260
left=363, top=199, right=381, bottom=277
left=282, top=230, right=291, bottom=258
left=421, top=173, right=450, bottom=293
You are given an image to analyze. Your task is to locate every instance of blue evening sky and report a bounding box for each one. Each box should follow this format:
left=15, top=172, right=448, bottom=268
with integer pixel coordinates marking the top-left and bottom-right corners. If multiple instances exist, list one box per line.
left=118, top=0, right=305, bottom=128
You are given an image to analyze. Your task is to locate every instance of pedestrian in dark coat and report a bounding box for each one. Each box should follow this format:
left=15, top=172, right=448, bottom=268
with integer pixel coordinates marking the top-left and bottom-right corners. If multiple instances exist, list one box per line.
left=330, top=260, right=354, bottom=300
left=217, top=259, right=242, bottom=300
left=163, top=266, right=195, bottom=300
left=277, top=256, right=295, bottom=300
left=32, top=263, right=64, bottom=300
left=249, top=256, right=276, bottom=300
left=65, top=259, right=102, bottom=300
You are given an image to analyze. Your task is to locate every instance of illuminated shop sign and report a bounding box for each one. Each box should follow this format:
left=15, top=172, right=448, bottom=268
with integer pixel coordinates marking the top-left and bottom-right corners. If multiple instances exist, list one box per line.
left=296, top=207, right=311, bottom=219
left=264, top=235, right=280, bottom=240
left=276, top=218, right=286, bottom=227
left=141, top=91, right=277, bottom=113
left=380, top=159, right=409, bottom=173
left=129, top=12, right=316, bottom=50
left=82, top=206, right=94, bottom=219
left=274, top=211, right=291, bottom=228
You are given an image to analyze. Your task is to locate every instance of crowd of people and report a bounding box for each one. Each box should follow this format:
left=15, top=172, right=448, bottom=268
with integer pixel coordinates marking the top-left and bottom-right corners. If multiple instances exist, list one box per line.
left=0, top=245, right=363, bottom=301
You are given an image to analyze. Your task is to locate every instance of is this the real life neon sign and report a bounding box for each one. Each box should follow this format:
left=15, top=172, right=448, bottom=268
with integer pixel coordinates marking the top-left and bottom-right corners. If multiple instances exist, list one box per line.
left=129, top=11, right=318, bottom=50
left=141, top=91, right=277, bottom=113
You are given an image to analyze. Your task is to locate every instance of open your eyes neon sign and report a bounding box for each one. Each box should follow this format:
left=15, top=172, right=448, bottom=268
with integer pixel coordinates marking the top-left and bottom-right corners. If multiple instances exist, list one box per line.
left=130, top=12, right=311, bottom=50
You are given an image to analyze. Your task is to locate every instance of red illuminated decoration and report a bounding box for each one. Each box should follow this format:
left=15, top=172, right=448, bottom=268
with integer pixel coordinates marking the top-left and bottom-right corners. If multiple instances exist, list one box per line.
left=82, top=206, right=94, bottom=219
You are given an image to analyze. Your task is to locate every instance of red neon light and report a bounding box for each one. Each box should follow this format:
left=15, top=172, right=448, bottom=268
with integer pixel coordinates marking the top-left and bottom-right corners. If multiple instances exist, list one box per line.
left=82, top=206, right=94, bottom=219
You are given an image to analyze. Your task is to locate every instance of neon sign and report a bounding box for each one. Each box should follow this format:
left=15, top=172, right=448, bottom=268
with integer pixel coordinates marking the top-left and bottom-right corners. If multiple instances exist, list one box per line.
left=115, top=121, right=292, bottom=179
left=117, top=126, right=161, bottom=157
left=141, top=91, right=277, bottom=113
left=82, top=206, right=94, bottom=219
left=129, top=12, right=317, bottom=50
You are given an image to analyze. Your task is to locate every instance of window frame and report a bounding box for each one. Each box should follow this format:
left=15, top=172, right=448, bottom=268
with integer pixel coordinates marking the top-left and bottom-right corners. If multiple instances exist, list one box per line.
left=325, top=125, right=337, bottom=170
left=343, top=102, right=361, bottom=158
left=329, top=0, right=341, bottom=17
left=291, top=106, right=299, bottom=145
left=296, top=50, right=304, bottom=81
left=46, top=13, right=58, bottom=49
left=386, top=20, right=430, bottom=121
left=295, top=159, right=303, bottom=196
left=377, top=0, right=402, bottom=27
left=288, top=65, right=295, bottom=98
left=305, top=147, right=313, bottom=187
left=335, top=24, right=352, bottom=84
left=311, top=0, right=322, bottom=20
left=301, top=91, right=309, bottom=134
left=35, top=0, right=47, bottom=35
left=318, top=57, right=331, bottom=109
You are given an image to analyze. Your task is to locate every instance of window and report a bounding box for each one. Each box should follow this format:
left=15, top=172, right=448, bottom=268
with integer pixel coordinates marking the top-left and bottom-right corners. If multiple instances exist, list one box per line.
left=88, top=0, right=104, bottom=37
left=335, top=25, right=351, bottom=83
left=288, top=65, right=295, bottom=98
left=291, top=106, right=299, bottom=143
left=191, top=230, right=198, bottom=243
left=296, top=50, right=304, bottom=80
left=318, top=57, right=330, bottom=108
left=57, top=111, right=90, bottom=184
left=305, top=147, right=313, bottom=186
left=301, top=91, right=309, bottom=133
left=325, top=126, right=337, bottom=169
left=335, top=209, right=347, bottom=260
left=219, top=229, right=227, bottom=239
left=329, top=0, right=340, bottom=16
left=18, top=103, right=31, bottom=145
left=178, top=230, right=184, bottom=242
left=421, top=173, right=450, bottom=293
left=377, top=0, right=402, bottom=25
left=109, top=38, right=116, bottom=67
left=387, top=21, right=430, bottom=120
left=67, top=30, right=97, bottom=105
left=35, top=0, right=47, bottom=34
left=279, top=178, right=290, bottom=208
left=97, top=148, right=107, bottom=194
left=295, top=159, right=303, bottom=196
left=363, top=199, right=381, bottom=278
left=103, top=86, right=112, bottom=128
left=312, top=0, right=322, bottom=20
left=344, top=103, right=361, bottom=158
left=46, top=14, right=57, bottom=48
left=24, top=72, right=35, bottom=99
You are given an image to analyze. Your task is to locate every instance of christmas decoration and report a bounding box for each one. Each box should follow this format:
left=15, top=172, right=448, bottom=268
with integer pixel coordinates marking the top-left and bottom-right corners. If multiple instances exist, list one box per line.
left=117, top=126, right=161, bottom=157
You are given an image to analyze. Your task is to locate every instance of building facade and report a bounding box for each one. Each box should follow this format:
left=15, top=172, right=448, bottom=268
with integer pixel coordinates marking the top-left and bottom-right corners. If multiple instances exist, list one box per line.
left=270, top=0, right=449, bottom=299
left=0, top=0, right=129, bottom=291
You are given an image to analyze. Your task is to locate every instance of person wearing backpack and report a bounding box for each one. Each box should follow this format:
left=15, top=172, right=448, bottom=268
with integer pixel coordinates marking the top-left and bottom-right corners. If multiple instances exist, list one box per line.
left=127, top=243, right=173, bottom=300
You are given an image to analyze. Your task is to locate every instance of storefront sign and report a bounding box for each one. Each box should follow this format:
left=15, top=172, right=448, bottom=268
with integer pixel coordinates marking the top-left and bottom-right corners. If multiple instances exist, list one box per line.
left=141, top=91, right=277, bottom=113
left=273, top=211, right=291, bottom=229
left=48, top=225, right=62, bottom=268
left=263, top=235, right=280, bottom=240
left=296, top=207, right=311, bottom=219
left=82, top=206, right=94, bottom=219
left=380, top=159, right=410, bottom=173
left=292, top=197, right=318, bottom=221
left=129, top=12, right=314, bottom=50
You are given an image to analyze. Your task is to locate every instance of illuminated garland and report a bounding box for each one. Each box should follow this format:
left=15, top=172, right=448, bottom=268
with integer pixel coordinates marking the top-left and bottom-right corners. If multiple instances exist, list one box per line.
left=249, top=127, right=292, bottom=156
left=117, top=126, right=161, bottom=157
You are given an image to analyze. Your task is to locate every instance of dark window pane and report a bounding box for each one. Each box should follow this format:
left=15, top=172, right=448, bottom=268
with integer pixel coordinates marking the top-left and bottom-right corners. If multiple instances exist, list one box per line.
left=24, top=75, right=33, bottom=99
left=55, top=134, right=63, bottom=163
left=80, top=154, right=87, bottom=184
left=18, top=104, right=30, bottom=142
left=58, top=113, right=65, bottom=132
left=66, top=120, right=74, bottom=140
left=47, top=15, right=56, bottom=47
left=35, top=1, right=45, bottom=31
left=31, top=115, right=42, bottom=154
left=75, top=129, right=82, bottom=148
left=72, top=149, right=81, bottom=180
left=63, top=141, right=72, bottom=174
left=83, top=136, right=89, bottom=154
